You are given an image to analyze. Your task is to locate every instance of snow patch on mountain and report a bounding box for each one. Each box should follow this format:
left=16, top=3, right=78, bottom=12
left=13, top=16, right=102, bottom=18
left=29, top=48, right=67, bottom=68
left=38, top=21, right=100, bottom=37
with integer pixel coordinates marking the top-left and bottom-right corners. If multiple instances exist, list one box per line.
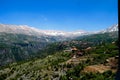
left=0, top=24, right=87, bottom=37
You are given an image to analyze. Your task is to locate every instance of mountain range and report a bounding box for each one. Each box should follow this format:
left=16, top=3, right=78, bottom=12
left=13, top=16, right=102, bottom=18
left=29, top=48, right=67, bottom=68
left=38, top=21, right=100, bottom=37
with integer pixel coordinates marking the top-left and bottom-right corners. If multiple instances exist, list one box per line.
left=0, top=24, right=118, bottom=38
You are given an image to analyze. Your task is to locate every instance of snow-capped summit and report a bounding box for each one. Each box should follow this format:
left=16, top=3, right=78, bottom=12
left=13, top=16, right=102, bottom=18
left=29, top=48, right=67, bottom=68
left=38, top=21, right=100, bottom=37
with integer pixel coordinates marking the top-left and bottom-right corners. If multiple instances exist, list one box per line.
left=0, top=24, right=87, bottom=37
left=100, top=24, right=118, bottom=33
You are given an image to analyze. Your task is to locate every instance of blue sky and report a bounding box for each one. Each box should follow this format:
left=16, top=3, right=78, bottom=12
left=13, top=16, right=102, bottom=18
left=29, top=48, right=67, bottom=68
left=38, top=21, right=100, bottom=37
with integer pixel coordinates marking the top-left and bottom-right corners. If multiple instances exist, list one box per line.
left=0, top=0, right=118, bottom=31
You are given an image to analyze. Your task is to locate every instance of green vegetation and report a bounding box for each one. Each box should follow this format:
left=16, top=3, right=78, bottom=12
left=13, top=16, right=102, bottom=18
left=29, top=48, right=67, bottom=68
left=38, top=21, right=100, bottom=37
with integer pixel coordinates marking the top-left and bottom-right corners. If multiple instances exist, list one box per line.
left=0, top=31, right=118, bottom=80
left=0, top=41, right=118, bottom=80
left=80, top=71, right=115, bottom=80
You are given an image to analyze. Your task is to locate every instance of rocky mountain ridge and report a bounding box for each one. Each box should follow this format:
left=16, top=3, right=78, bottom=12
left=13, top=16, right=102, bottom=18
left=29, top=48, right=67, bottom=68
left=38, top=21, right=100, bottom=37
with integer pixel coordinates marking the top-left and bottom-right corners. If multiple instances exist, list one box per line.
left=0, top=24, right=118, bottom=38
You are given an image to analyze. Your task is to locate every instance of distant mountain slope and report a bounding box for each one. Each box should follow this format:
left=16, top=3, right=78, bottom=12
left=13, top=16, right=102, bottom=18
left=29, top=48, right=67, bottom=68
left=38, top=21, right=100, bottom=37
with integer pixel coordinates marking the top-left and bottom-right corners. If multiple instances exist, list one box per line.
left=76, top=31, right=118, bottom=45
left=0, top=24, right=87, bottom=37
left=0, top=24, right=49, bottom=36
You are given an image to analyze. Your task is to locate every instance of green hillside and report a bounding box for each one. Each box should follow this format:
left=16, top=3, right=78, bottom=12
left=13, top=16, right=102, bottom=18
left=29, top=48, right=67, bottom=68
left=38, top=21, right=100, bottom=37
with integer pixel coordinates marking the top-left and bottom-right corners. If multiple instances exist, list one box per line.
left=0, top=41, right=118, bottom=80
left=0, top=31, right=118, bottom=80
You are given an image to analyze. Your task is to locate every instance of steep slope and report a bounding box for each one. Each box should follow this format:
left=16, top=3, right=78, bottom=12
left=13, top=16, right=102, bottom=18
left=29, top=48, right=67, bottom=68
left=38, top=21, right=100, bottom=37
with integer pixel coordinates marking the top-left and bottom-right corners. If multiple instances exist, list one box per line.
left=0, top=33, right=60, bottom=66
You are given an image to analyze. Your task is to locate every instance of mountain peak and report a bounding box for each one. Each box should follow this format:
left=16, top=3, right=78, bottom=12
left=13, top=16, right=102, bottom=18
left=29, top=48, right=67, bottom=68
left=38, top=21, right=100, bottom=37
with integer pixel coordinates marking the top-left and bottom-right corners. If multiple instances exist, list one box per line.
left=100, top=24, right=118, bottom=33
left=106, top=24, right=118, bottom=32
